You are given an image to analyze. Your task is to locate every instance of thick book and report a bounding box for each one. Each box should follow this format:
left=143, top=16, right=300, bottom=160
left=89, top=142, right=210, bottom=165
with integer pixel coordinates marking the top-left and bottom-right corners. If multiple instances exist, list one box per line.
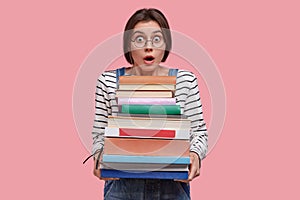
left=121, top=104, right=181, bottom=115
left=117, top=97, right=176, bottom=105
left=118, top=84, right=175, bottom=91
left=102, top=155, right=190, bottom=164
left=116, top=90, right=173, bottom=98
left=101, top=169, right=188, bottom=180
left=119, top=76, right=176, bottom=85
left=105, top=127, right=190, bottom=139
left=103, top=137, right=190, bottom=156
left=100, top=163, right=189, bottom=171
left=107, top=116, right=191, bottom=130
left=116, top=113, right=188, bottom=119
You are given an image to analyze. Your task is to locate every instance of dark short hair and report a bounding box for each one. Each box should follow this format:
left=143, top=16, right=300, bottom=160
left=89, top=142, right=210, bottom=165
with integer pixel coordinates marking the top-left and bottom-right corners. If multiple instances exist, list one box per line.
left=123, top=8, right=172, bottom=64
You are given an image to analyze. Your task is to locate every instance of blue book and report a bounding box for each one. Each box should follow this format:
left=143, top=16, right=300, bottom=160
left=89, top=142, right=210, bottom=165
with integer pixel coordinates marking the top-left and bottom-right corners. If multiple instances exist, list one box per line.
left=102, top=155, right=190, bottom=164
left=101, top=169, right=188, bottom=180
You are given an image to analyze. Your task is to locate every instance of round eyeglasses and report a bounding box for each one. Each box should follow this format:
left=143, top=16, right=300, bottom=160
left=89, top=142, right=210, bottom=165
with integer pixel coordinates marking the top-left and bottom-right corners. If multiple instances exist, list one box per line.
left=131, top=35, right=165, bottom=48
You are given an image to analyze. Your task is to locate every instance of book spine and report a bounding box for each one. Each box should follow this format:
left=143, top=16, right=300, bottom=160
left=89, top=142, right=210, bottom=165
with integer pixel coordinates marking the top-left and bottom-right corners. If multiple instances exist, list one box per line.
left=103, top=137, right=190, bottom=156
left=101, top=169, right=188, bottom=180
left=116, top=90, right=174, bottom=98
left=118, top=84, right=175, bottom=91
left=119, top=76, right=176, bottom=84
left=116, top=113, right=188, bottom=119
left=121, top=105, right=181, bottom=115
left=102, top=155, right=190, bottom=164
left=120, top=128, right=175, bottom=137
left=101, top=163, right=189, bottom=171
left=107, top=116, right=191, bottom=130
left=117, top=97, right=176, bottom=105
left=105, top=127, right=189, bottom=139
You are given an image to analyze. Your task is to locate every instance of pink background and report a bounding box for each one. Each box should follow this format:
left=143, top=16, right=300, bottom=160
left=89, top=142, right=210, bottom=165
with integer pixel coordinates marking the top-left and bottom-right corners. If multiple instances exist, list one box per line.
left=1, top=0, right=299, bottom=199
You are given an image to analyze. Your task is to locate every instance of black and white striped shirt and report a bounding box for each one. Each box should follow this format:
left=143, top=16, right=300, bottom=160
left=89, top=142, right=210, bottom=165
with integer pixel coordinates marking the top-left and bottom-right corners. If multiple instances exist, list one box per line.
left=92, top=69, right=208, bottom=160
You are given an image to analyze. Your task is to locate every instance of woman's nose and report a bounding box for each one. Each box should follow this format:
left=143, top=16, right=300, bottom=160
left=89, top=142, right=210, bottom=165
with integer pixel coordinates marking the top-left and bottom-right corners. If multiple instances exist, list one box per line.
left=144, top=40, right=153, bottom=52
left=144, top=47, right=153, bottom=52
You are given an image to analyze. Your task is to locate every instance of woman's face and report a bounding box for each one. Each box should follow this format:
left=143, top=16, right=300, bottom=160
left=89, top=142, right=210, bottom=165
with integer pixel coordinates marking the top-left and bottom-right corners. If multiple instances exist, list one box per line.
left=130, top=20, right=166, bottom=71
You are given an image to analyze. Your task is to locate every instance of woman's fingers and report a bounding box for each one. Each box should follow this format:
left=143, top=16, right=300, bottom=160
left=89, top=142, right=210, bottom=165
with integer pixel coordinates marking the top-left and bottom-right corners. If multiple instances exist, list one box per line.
left=188, top=152, right=201, bottom=181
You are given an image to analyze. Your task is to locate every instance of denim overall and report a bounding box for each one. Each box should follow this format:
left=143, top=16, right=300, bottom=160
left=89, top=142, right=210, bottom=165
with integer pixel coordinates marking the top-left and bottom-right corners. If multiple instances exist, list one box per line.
left=104, top=67, right=190, bottom=200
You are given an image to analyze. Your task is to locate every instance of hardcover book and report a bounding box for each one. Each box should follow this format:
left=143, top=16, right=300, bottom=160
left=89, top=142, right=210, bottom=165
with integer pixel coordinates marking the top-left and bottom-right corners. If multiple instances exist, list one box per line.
left=115, top=90, right=174, bottom=98
left=103, top=137, right=190, bottom=156
left=119, top=76, right=176, bottom=85
left=116, top=113, right=187, bottom=119
left=104, top=127, right=190, bottom=139
left=121, top=104, right=181, bottom=115
left=100, top=163, right=189, bottom=171
left=117, top=97, right=176, bottom=105
left=118, top=84, right=175, bottom=91
left=101, top=169, right=188, bottom=180
left=102, top=155, right=190, bottom=164
left=107, top=116, right=191, bottom=130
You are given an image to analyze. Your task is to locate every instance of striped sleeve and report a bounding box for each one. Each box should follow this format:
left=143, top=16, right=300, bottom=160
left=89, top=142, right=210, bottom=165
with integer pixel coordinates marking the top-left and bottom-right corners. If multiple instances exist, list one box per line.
left=182, top=72, right=208, bottom=160
left=91, top=72, right=113, bottom=155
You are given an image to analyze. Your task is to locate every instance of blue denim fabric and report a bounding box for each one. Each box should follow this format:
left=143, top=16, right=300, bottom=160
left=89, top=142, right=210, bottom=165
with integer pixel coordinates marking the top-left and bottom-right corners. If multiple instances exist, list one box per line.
left=104, top=179, right=190, bottom=200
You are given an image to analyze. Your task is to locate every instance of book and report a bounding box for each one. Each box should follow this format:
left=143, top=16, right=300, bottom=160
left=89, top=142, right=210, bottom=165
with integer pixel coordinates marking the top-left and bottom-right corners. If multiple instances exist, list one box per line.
left=105, top=127, right=190, bottom=139
left=115, top=90, right=173, bottom=98
left=116, top=113, right=188, bottom=119
left=121, top=104, right=181, bottom=115
left=103, top=137, right=190, bottom=156
left=118, top=84, right=175, bottom=91
left=100, top=163, right=189, bottom=171
left=100, top=169, right=188, bottom=180
left=119, top=76, right=176, bottom=85
left=102, top=155, right=190, bottom=164
left=107, top=116, right=191, bottom=130
left=117, top=97, right=176, bottom=105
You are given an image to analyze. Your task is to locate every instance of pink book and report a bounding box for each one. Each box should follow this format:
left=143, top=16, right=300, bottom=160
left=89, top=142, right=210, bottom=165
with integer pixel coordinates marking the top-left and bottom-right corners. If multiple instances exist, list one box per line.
left=117, top=97, right=176, bottom=105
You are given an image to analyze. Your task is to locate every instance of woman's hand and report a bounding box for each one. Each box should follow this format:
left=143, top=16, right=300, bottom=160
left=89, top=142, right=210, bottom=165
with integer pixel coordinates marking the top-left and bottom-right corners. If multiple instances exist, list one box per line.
left=188, top=152, right=201, bottom=181
left=93, top=160, right=119, bottom=181
left=175, top=152, right=201, bottom=183
left=93, top=167, right=101, bottom=178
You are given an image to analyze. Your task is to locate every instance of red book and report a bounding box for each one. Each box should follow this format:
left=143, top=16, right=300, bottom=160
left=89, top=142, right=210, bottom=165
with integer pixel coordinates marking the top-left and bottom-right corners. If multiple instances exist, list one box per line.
left=120, top=128, right=175, bottom=137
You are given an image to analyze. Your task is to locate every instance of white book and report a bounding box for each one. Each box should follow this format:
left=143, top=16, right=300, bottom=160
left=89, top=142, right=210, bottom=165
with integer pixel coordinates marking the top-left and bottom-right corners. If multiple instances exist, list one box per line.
left=107, top=116, right=191, bottom=130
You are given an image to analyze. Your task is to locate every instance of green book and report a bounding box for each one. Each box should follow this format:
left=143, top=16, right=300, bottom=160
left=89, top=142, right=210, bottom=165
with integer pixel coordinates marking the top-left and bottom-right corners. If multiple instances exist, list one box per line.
left=121, top=104, right=181, bottom=115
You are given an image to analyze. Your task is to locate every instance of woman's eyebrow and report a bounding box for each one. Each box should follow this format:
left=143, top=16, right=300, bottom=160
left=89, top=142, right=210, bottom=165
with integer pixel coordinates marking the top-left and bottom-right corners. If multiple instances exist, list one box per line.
left=152, top=30, right=163, bottom=34
left=132, top=31, right=145, bottom=35
left=132, top=30, right=163, bottom=35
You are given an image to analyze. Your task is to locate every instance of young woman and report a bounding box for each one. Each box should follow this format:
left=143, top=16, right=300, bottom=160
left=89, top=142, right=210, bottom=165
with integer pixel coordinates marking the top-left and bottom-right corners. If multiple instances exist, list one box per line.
left=91, top=8, right=208, bottom=200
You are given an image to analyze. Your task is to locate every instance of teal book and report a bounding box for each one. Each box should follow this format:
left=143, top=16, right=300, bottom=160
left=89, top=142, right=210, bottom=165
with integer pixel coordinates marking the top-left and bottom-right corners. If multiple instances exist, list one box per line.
left=121, top=104, right=181, bottom=115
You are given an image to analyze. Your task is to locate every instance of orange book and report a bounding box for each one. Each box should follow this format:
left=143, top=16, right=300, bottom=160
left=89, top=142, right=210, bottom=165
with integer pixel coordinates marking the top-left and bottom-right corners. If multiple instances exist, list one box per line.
left=119, top=76, right=176, bottom=85
left=103, top=137, right=190, bottom=157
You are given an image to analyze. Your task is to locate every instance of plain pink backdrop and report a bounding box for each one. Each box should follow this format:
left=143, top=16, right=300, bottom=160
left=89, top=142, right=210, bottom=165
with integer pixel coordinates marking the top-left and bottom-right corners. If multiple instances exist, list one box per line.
left=1, top=0, right=299, bottom=199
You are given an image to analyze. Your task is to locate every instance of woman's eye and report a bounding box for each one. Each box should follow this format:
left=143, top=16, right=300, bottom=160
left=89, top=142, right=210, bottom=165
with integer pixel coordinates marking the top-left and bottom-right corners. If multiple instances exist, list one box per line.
left=153, top=36, right=161, bottom=43
left=135, top=36, right=145, bottom=43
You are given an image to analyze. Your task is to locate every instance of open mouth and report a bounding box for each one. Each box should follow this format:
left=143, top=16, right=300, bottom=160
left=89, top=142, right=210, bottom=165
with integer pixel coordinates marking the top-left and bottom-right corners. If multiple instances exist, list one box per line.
left=143, top=56, right=155, bottom=62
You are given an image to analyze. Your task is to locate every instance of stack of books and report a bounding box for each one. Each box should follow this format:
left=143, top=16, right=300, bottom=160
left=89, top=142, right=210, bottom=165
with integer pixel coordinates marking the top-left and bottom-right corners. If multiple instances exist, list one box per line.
left=100, top=76, right=191, bottom=180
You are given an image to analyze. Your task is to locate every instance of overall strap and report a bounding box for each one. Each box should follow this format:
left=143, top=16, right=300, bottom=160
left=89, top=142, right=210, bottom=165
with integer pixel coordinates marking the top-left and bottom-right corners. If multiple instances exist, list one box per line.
left=115, top=67, right=126, bottom=88
left=168, top=68, right=178, bottom=76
